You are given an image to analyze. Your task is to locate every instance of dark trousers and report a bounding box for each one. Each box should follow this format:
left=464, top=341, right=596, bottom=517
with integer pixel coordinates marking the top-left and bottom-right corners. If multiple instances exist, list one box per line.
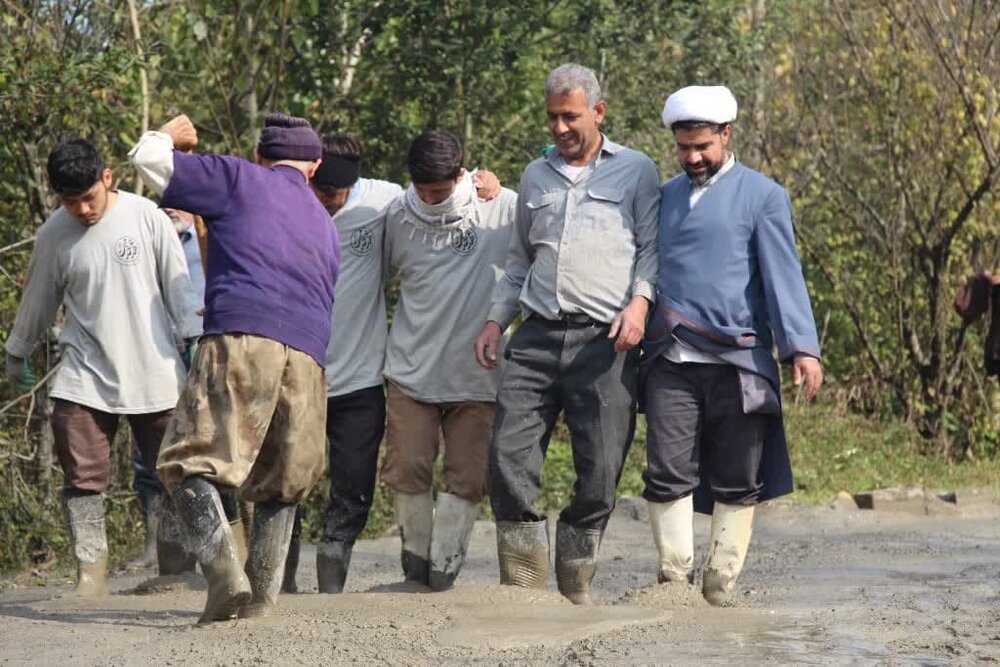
left=132, top=443, right=163, bottom=510
left=322, top=384, right=386, bottom=544
left=51, top=399, right=173, bottom=493
left=642, top=358, right=766, bottom=505
left=489, top=316, right=638, bottom=530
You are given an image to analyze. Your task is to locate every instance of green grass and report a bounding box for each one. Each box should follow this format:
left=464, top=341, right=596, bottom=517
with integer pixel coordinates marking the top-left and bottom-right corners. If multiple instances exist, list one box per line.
left=784, top=401, right=1000, bottom=503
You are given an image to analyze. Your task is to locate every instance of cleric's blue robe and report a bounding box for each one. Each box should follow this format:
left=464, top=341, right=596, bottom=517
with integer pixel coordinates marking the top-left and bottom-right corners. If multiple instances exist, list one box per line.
left=642, top=160, right=821, bottom=513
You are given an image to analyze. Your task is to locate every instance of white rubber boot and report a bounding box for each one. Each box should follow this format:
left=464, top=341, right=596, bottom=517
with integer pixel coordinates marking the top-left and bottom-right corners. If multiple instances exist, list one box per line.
left=428, top=492, right=478, bottom=591
left=394, top=490, right=434, bottom=583
left=62, top=491, right=109, bottom=597
left=702, top=503, right=755, bottom=606
left=648, top=495, right=694, bottom=584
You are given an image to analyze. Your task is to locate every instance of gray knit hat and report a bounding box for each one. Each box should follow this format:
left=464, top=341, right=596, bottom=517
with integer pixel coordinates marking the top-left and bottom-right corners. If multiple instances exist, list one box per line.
left=257, top=113, right=322, bottom=161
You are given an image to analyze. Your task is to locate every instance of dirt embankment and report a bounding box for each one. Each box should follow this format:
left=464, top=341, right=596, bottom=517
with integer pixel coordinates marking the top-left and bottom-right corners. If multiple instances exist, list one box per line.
left=2, top=490, right=999, bottom=664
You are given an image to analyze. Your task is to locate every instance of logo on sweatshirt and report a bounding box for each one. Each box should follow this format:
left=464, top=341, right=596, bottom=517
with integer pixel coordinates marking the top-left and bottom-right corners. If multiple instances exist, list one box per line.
left=114, top=236, right=140, bottom=265
left=349, top=228, right=375, bottom=257
left=451, top=228, right=478, bottom=256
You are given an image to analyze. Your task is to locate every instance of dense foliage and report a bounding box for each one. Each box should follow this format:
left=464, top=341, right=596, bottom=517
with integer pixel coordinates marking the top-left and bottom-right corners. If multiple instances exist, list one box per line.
left=1, top=0, right=997, bottom=573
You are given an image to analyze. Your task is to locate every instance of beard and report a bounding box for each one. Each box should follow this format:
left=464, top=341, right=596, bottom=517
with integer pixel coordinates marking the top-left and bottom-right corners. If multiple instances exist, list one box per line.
left=684, top=157, right=724, bottom=187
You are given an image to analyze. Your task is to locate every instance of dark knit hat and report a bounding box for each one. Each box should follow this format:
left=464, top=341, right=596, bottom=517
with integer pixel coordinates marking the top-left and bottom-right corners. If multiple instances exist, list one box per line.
left=257, top=113, right=322, bottom=161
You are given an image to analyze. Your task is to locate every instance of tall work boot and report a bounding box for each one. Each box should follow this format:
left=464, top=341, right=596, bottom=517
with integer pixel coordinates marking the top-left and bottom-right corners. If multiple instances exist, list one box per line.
left=316, top=541, right=353, bottom=594
left=428, top=492, right=478, bottom=591
left=702, top=503, right=755, bottom=607
left=122, top=490, right=162, bottom=570
left=241, top=499, right=297, bottom=618
left=62, top=491, right=109, bottom=597
left=394, top=490, right=433, bottom=584
left=496, top=519, right=549, bottom=589
left=281, top=505, right=303, bottom=593
left=648, top=495, right=695, bottom=584
left=219, top=488, right=248, bottom=568
left=555, top=521, right=602, bottom=605
left=173, top=477, right=252, bottom=623
left=157, top=496, right=197, bottom=576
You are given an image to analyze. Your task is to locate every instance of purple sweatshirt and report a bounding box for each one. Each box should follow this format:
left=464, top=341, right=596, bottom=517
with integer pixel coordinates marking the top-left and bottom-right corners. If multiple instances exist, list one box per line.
left=161, top=151, right=339, bottom=365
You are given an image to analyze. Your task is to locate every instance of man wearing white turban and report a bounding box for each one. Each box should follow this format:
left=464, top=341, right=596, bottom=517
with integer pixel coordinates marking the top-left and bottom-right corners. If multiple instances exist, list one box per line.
left=642, top=85, right=824, bottom=606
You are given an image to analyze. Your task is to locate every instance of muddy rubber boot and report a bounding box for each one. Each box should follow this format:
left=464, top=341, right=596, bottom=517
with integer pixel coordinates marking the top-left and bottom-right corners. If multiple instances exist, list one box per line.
left=648, top=495, right=694, bottom=584
left=394, top=490, right=433, bottom=584
left=554, top=522, right=602, bottom=605
left=122, top=490, right=162, bottom=570
left=496, top=519, right=549, bottom=589
left=173, top=477, right=252, bottom=623
left=316, top=541, right=353, bottom=594
left=157, top=495, right=197, bottom=576
left=241, top=499, right=297, bottom=618
left=428, top=492, right=478, bottom=591
left=702, top=503, right=755, bottom=607
left=281, top=505, right=303, bottom=593
left=62, top=491, right=109, bottom=597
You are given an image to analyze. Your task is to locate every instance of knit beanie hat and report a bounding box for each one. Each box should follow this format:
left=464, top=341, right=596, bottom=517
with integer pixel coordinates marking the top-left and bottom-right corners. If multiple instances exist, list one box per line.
left=257, top=113, right=322, bottom=161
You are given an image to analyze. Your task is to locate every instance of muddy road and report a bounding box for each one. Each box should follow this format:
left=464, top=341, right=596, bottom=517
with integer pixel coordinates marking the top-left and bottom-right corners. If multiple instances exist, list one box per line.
left=2, top=490, right=999, bottom=665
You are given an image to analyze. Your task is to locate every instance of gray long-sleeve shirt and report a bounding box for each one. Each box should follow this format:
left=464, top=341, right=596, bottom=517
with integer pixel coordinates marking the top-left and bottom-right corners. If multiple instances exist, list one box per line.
left=5, top=192, right=201, bottom=413
left=384, top=185, right=518, bottom=403
left=325, top=178, right=403, bottom=397
left=487, top=136, right=660, bottom=328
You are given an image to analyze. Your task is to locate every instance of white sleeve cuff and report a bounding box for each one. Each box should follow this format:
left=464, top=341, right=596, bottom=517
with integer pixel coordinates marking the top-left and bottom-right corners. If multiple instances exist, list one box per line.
left=128, top=131, right=175, bottom=196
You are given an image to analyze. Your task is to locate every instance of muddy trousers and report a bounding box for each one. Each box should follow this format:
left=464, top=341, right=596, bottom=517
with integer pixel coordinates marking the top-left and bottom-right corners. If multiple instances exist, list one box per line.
left=489, top=316, right=639, bottom=530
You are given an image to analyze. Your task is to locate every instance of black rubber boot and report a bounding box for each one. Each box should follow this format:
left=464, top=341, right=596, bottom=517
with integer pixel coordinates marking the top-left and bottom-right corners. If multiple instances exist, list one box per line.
left=554, top=521, right=602, bottom=605
left=241, top=499, right=296, bottom=618
left=173, top=477, right=251, bottom=623
left=496, top=519, right=549, bottom=589
left=157, top=495, right=198, bottom=576
left=281, top=505, right=303, bottom=593
left=316, top=540, right=353, bottom=594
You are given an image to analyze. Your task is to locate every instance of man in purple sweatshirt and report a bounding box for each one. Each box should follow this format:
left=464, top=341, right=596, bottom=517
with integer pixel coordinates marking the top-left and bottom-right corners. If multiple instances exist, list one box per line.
left=129, top=112, right=339, bottom=623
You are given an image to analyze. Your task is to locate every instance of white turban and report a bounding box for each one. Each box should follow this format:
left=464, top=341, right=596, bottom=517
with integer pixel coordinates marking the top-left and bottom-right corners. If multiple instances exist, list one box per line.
left=661, top=85, right=738, bottom=129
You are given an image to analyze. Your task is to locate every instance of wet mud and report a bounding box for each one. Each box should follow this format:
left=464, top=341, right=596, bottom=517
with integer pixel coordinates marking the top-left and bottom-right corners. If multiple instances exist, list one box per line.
left=2, top=489, right=999, bottom=664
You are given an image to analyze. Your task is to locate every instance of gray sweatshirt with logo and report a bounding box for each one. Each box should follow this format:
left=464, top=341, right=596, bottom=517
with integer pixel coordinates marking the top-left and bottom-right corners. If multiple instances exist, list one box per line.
left=383, top=180, right=517, bottom=403
left=5, top=191, right=201, bottom=413
left=325, top=178, right=403, bottom=397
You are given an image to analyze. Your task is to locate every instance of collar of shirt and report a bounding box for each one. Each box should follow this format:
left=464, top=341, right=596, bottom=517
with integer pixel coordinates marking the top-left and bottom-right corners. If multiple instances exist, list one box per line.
left=689, top=153, right=736, bottom=208
left=545, top=133, right=623, bottom=179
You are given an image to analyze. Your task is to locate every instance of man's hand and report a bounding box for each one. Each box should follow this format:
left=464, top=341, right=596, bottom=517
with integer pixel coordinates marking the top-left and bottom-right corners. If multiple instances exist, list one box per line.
left=792, top=355, right=823, bottom=402
left=5, top=354, right=32, bottom=391
left=608, top=296, right=649, bottom=352
left=474, top=321, right=502, bottom=370
left=159, top=114, right=198, bottom=152
left=473, top=170, right=501, bottom=201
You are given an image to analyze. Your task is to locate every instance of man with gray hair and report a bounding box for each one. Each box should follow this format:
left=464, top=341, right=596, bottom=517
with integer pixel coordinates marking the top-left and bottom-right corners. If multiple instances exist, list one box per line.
left=474, top=63, right=660, bottom=604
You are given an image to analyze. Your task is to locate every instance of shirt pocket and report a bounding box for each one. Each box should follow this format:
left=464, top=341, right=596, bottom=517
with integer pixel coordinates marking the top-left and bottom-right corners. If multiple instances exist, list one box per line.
left=579, top=187, right=627, bottom=233
left=526, top=191, right=564, bottom=245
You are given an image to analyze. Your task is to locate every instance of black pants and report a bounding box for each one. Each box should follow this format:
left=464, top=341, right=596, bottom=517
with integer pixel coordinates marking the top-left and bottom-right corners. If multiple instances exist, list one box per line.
left=489, top=316, right=638, bottom=530
left=642, top=358, right=766, bottom=505
left=322, top=384, right=386, bottom=544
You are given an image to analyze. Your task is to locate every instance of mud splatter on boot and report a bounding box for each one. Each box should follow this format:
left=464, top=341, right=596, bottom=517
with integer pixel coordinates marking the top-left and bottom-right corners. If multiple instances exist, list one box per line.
left=61, top=491, right=109, bottom=597
left=241, top=499, right=296, bottom=618
left=555, top=521, right=602, bottom=605
left=496, top=519, right=549, bottom=589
